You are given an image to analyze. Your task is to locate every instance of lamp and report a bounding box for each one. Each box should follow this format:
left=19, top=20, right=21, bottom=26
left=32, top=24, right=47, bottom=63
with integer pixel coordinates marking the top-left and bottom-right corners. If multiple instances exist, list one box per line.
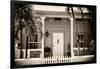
left=45, top=31, right=49, bottom=37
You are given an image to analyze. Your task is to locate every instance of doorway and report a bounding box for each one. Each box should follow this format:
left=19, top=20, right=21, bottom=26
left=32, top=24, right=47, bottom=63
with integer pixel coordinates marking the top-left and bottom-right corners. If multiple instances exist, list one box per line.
left=52, top=32, right=64, bottom=56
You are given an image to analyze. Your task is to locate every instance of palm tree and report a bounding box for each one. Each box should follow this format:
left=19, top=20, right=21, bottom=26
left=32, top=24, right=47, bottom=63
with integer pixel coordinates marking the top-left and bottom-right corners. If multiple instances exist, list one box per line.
left=14, top=3, right=42, bottom=58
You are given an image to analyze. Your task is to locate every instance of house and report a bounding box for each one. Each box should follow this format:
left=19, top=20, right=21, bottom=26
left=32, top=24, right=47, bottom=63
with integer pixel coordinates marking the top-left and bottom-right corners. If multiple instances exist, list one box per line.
left=14, top=4, right=96, bottom=65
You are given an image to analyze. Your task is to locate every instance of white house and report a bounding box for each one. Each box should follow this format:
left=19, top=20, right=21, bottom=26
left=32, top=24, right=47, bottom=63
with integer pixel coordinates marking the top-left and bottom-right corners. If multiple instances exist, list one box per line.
left=14, top=4, right=96, bottom=65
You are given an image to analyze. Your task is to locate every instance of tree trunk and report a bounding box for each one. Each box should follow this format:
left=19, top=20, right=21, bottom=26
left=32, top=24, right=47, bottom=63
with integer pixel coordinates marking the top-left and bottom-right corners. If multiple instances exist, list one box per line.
left=25, top=36, right=28, bottom=58
left=20, top=21, right=23, bottom=58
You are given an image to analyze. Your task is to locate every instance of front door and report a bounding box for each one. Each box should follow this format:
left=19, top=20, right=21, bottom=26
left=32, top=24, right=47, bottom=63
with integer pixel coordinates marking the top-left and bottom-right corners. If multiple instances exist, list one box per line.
left=53, top=33, right=64, bottom=56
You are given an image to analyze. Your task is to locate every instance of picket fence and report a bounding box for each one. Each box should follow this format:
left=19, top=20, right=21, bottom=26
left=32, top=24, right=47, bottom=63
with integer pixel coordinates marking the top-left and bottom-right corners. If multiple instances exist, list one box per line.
left=42, top=56, right=71, bottom=64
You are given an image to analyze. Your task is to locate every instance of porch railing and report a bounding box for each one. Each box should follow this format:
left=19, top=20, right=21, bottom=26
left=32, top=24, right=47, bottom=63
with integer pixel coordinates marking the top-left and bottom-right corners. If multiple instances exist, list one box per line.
left=42, top=56, right=71, bottom=64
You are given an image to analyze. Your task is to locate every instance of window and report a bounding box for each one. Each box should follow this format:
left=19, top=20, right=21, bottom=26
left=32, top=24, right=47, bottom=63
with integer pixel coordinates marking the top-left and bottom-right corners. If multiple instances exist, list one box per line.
left=73, top=34, right=86, bottom=56
left=29, top=33, right=41, bottom=49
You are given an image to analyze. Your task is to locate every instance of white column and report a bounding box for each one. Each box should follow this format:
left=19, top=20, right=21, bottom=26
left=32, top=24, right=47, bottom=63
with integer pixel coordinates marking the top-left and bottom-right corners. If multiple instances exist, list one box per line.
left=41, top=17, right=46, bottom=58
left=27, top=50, right=30, bottom=59
left=70, top=18, right=74, bottom=57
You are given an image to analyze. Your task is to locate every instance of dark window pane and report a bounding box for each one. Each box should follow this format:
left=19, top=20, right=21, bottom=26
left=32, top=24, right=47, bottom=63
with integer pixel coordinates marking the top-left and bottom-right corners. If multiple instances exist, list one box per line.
left=30, top=51, right=40, bottom=58
left=30, top=43, right=38, bottom=49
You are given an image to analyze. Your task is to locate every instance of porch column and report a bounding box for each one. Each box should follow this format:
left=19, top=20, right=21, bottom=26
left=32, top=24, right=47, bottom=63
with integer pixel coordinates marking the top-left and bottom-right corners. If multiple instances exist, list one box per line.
left=41, top=17, right=46, bottom=58
left=70, top=18, right=74, bottom=57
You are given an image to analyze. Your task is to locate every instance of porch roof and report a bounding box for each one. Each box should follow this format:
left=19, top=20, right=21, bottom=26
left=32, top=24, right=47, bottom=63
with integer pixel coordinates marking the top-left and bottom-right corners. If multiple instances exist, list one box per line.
left=31, top=5, right=90, bottom=13
left=30, top=5, right=91, bottom=18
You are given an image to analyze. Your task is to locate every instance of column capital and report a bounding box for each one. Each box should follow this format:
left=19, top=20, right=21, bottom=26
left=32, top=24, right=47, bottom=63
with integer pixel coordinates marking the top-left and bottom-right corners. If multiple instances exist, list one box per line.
left=69, top=18, right=74, bottom=20
left=41, top=16, right=46, bottom=20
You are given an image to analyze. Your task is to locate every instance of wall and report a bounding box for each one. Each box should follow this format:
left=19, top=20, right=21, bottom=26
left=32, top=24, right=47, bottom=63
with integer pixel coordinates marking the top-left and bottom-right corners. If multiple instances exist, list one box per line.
left=44, top=17, right=71, bottom=56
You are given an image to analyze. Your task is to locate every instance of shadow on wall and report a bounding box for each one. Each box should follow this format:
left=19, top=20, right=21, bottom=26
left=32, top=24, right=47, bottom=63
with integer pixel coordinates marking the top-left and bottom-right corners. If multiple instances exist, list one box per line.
left=67, top=43, right=71, bottom=57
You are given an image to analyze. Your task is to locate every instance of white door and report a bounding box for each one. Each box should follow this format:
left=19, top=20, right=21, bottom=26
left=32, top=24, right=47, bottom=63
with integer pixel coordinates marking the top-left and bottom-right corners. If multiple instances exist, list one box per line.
left=53, top=33, right=64, bottom=56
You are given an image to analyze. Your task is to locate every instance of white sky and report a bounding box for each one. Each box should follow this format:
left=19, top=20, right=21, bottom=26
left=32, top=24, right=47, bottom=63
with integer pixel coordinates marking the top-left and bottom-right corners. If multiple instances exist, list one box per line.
left=17, top=0, right=98, bottom=5
left=0, top=0, right=100, bottom=69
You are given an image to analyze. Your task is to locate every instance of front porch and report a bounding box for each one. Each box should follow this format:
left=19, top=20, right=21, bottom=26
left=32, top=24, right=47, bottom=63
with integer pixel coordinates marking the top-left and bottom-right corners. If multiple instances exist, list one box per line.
left=15, top=55, right=94, bottom=65
left=15, top=16, right=95, bottom=65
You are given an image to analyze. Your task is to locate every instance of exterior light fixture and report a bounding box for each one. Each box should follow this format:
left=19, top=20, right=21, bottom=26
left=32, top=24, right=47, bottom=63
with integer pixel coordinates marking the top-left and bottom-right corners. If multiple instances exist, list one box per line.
left=45, top=31, right=49, bottom=37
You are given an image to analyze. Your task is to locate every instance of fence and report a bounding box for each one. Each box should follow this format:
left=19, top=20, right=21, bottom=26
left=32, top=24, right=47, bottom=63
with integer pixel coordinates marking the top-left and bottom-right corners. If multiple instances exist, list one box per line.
left=42, top=56, right=71, bottom=64
left=15, top=55, right=94, bottom=65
